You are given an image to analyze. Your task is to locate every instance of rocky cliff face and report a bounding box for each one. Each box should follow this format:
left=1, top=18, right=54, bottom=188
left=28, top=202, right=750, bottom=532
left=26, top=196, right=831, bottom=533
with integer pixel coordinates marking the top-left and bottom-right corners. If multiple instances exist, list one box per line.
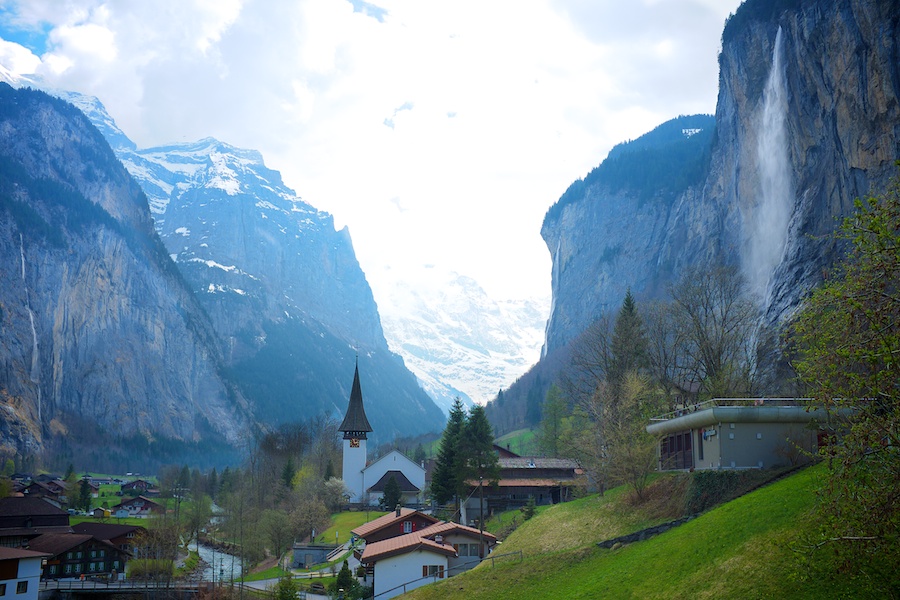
left=58, top=94, right=446, bottom=440
left=542, top=0, right=900, bottom=355
left=0, top=85, right=251, bottom=465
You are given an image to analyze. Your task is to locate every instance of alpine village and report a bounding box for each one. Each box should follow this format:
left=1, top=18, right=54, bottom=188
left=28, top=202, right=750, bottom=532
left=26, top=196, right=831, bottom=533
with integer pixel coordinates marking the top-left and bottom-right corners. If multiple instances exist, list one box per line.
left=1, top=0, right=899, bottom=599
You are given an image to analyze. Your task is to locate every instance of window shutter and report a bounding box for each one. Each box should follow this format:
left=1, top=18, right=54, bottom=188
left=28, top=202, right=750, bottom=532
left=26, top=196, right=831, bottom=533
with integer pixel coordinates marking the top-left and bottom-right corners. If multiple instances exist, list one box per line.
left=422, top=566, right=427, bottom=577
left=412, top=522, right=416, bottom=531
left=439, top=566, right=445, bottom=579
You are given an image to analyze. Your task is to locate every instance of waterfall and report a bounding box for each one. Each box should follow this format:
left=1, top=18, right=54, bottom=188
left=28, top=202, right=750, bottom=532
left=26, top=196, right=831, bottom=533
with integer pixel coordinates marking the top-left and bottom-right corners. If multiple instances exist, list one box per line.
left=748, top=26, right=792, bottom=302
left=20, top=234, right=41, bottom=423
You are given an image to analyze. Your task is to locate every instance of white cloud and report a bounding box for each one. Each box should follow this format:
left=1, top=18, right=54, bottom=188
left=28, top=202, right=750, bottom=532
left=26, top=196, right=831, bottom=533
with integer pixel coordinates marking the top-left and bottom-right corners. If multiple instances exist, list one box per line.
left=0, top=0, right=742, bottom=303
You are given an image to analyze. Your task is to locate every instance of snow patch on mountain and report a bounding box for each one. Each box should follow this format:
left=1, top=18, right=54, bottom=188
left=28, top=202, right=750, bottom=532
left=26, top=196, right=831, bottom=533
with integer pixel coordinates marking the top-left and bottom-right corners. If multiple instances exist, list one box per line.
left=374, top=267, right=549, bottom=413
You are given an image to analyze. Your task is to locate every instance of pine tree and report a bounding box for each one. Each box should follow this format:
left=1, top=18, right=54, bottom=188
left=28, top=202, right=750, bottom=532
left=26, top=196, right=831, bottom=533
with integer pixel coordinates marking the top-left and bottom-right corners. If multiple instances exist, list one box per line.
left=430, top=398, right=467, bottom=505
left=462, top=405, right=501, bottom=484
left=382, top=475, right=402, bottom=510
left=609, top=289, right=648, bottom=391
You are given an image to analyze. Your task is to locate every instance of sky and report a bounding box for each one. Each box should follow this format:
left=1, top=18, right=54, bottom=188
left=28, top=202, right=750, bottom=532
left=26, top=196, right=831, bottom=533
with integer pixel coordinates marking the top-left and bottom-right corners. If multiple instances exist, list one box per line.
left=0, top=0, right=743, bottom=306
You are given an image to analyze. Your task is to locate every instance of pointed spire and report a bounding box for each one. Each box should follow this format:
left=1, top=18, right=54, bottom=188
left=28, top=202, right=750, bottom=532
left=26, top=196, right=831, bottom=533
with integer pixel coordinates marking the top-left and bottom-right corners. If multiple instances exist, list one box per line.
left=338, top=361, right=373, bottom=434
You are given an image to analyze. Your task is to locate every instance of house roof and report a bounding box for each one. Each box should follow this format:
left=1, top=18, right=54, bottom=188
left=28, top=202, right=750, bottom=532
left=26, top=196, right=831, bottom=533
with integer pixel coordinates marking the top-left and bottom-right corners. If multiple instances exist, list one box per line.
left=645, top=405, right=839, bottom=436
left=367, top=470, right=421, bottom=494
left=417, top=521, right=497, bottom=543
left=72, top=522, right=145, bottom=540
left=351, top=508, right=438, bottom=538
left=112, top=496, right=164, bottom=510
left=360, top=521, right=497, bottom=564
left=482, top=478, right=578, bottom=488
left=0, top=547, right=51, bottom=560
left=499, top=458, right=580, bottom=470
left=338, top=363, right=373, bottom=433
left=360, top=532, right=456, bottom=564
left=25, top=533, right=94, bottom=555
left=0, top=497, right=69, bottom=517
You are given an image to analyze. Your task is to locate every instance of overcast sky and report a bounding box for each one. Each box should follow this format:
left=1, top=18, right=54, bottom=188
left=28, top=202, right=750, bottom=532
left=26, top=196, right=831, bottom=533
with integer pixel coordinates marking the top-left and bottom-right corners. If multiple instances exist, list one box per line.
left=0, top=0, right=743, bottom=305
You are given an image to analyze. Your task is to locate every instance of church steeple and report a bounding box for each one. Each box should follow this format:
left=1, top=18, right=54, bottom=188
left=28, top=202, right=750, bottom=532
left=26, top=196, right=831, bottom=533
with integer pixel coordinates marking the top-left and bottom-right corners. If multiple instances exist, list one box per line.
left=339, top=362, right=373, bottom=439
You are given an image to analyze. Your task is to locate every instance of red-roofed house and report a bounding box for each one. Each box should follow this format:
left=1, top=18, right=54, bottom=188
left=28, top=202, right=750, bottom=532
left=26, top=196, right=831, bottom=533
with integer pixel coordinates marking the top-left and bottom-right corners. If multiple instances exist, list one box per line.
left=359, top=520, right=497, bottom=599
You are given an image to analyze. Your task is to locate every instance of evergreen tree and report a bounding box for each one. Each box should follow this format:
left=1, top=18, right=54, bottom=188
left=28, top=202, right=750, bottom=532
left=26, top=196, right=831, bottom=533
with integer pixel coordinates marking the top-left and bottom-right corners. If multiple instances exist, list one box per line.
left=413, top=443, right=426, bottom=464
left=382, top=475, right=401, bottom=511
left=461, top=405, right=501, bottom=484
left=207, top=468, right=218, bottom=500
left=78, top=478, right=92, bottom=512
left=430, top=398, right=467, bottom=505
left=281, top=457, right=296, bottom=490
left=609, top=289, right=648, bottom=391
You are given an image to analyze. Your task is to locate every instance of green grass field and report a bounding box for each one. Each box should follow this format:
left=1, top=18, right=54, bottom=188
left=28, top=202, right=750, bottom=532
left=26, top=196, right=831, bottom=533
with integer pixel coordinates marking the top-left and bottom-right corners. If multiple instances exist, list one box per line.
left=315, top=510, right=388, bottom=546
left=404, top=465, right=861, bottom=599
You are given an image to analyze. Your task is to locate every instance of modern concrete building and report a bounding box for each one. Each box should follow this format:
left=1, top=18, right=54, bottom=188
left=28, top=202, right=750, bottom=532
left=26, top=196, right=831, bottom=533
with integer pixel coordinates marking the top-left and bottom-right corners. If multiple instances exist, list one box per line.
left=646, top=398, right=835, bottom=470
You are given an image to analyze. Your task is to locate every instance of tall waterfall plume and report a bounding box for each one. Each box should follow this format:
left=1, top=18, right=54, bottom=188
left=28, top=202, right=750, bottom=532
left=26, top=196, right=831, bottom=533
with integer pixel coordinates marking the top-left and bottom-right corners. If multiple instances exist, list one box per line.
left=747, top=26, right=793, bottom=302
left=20, top=234, right=41, bottom=423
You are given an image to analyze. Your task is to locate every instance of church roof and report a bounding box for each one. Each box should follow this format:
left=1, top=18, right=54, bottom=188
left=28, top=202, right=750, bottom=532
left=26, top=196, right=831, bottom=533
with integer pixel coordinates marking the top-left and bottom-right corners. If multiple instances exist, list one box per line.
left=338, top=363, right=373, bottom=433
left=367, top=470, right=420, bottom=493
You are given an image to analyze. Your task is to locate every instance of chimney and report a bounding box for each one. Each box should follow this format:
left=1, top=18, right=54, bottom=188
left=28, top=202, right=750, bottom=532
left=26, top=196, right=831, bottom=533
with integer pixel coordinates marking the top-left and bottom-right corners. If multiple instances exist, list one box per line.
left=396, top=504, right=401, bottom=517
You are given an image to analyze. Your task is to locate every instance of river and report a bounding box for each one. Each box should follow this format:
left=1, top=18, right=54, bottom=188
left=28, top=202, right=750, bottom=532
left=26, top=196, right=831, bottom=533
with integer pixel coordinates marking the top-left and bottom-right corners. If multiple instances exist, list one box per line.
left=195, top=543, right=243, bottom=582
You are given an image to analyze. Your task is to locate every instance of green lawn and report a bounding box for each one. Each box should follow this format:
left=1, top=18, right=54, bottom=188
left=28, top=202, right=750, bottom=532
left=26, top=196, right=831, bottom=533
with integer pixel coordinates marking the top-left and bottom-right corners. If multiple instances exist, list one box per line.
left=315, top=510, right=387, bottom=546
left=405, top=465, right=860, bottom=599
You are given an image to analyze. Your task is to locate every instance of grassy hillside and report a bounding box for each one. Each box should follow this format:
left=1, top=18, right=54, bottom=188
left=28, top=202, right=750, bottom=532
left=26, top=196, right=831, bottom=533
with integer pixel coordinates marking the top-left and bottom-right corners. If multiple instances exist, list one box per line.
left=406, top=465, right=860, bottom=599
left=495, top=429, right=539, bottom=456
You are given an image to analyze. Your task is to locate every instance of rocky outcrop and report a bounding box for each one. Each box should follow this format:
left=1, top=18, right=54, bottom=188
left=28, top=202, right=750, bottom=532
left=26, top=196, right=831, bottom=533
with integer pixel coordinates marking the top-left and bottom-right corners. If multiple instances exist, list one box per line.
left=0, top=85, right=251, bottom=463
left=541, top=0, right=900, bottom=355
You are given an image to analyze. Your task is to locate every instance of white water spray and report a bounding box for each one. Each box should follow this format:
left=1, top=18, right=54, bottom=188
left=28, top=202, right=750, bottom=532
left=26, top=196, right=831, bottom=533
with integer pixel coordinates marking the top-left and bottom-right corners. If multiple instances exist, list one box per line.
left=748, top=26, right=793, bottom=302
left=20, top=234, right=41, bottom=423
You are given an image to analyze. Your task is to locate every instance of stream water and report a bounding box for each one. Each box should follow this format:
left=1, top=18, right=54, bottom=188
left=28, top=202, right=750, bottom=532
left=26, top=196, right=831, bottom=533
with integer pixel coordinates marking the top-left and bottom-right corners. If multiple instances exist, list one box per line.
left=195, top=543, right=243, bottom=582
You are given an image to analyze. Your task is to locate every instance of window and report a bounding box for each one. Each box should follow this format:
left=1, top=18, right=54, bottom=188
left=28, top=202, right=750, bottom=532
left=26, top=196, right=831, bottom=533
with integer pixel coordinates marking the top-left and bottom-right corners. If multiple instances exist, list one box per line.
left=402, top=521, right=413, bottom=533
left=74, top=564, right=82, bottom=573
left=0, top=584, right=6, bottom=595
left=16, top=582, right=27, bottom=594
left=50, top=565, right=58, bottom=575
left=697, top=429, right=704, bottom=461
left=65, top=565, right=72, bottom=574
left=99, top=550, right=105, bottom=557
left=422, top=565, right=444, bottom=579
left=89, top=563, right=96, bottom=572
left=66, top=552, right=73, bottom=560
left=90, top=550, right=97, bottom=558
left=76, top=551, right=83, bottom=559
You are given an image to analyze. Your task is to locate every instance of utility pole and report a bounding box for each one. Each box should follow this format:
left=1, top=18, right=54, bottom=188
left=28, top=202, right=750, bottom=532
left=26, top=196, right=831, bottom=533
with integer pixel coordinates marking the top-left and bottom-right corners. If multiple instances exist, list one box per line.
left=478, top=475, right=484, bottom=559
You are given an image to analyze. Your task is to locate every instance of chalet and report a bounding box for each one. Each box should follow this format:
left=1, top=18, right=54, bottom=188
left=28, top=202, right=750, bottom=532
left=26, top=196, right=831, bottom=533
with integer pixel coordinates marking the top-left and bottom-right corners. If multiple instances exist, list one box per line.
left=0, top=498, right=72, bottom=548
left=72, top=523, right=148, bottom=558
left=22, top=480, right=68, bottom=507
left=460, top=457, right=582, bottom=525
left=645, top=398, right=844, bottom=470
left=26, top=533, right=128, bottom=579
left=92, top=508, right=111, bottom=519
left=120, top=480, right=158, bottom=496
left=110, top=496, right=164, bottom=518
left=0, top=547, right=50, bottom=600
left=359, top=518, right=497, bottom=600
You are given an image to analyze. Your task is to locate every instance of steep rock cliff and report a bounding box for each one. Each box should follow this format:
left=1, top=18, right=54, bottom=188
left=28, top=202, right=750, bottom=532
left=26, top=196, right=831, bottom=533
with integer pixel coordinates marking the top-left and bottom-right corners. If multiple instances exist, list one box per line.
left=542, top=0, right=900, bottom=355
left=0, top=85, right=251, bottom=464
left=56, top=94, right=446, bottom=440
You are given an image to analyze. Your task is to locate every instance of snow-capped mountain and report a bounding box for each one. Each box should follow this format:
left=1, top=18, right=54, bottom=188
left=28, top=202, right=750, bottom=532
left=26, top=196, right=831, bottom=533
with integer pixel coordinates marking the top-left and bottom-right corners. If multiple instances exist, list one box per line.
left=53, top=90, right=447, bottom=439
left=376, top=269, right=549, bottom=412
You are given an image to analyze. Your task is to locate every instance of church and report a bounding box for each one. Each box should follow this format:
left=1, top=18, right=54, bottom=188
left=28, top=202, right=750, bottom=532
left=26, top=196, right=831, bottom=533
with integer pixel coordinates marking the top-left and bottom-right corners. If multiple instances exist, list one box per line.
left=339, top=363, right=426, bottom=507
